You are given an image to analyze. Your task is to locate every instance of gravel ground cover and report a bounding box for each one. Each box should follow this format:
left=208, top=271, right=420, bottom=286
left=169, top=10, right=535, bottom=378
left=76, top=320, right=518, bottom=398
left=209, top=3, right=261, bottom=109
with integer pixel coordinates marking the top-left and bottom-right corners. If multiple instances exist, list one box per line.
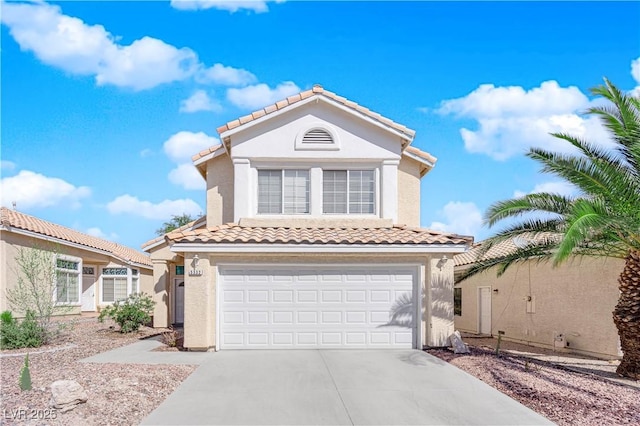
left=428, top=343, right=640, bottom=426
left=0, top=317, right=196, bottom=425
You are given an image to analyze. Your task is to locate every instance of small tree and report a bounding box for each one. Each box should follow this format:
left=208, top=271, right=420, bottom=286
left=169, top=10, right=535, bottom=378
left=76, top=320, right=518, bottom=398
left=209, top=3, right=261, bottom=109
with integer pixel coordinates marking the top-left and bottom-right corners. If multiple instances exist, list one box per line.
left=155, top=214, right=196, bottom=236
left=6, top=245, right=72, bottom=343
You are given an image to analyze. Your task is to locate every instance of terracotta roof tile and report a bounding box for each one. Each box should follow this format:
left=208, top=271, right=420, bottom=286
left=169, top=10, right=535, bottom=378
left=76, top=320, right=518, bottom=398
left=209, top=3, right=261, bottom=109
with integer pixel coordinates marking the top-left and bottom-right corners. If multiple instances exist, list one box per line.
left=405, top=145, right=437, bottom=165
left=216, top=84, right=416, bottom=140
left=166, top=223, right=472, bottom=246
left=141, top=216, right=207, bottom=250
left=1, top=207, right=151, bottom=267
left=191, top=144, right=224, bottom=162
left=454, top=233, right=559, bottom=266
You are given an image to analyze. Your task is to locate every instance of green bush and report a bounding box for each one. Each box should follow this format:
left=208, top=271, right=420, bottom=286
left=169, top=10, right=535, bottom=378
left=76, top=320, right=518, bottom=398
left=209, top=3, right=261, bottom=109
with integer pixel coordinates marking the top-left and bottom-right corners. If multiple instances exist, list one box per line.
left=98, top=293, right=155, bottom=333
left=0, top=310, right=45, bottom=349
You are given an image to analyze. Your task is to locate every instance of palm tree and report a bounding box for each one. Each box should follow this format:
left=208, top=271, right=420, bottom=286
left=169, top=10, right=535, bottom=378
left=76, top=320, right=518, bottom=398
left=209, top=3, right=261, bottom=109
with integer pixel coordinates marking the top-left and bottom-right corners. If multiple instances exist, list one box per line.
left=459, top=79, right=640, bottom=380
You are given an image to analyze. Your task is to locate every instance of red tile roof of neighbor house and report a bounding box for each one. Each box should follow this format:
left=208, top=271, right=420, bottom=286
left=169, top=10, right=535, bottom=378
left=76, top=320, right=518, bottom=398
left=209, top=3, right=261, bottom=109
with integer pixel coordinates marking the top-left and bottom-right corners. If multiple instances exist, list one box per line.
left=0, top=207, right=152, bottom=268
left=165, top=223, right=473, bottom=246
left=141, top=215, right=207, bottom=250
left=216, top=85, right=416, bottom=140
left=454, top=234, right=559, bottom=267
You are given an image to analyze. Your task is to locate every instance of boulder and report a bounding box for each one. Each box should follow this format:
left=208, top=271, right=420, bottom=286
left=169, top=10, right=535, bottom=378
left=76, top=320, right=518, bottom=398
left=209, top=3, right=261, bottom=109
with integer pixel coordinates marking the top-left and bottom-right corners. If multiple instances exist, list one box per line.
left=50, top=380, right=88, bottom=413
left=449, top=330, right=470, bottom=354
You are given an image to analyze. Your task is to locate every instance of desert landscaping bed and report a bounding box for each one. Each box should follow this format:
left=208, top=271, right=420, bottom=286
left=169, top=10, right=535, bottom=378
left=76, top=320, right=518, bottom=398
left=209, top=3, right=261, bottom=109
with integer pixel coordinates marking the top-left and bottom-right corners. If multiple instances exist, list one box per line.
left=0, top=317, right=196, bottom=425
left=428, top=342, right=640, bottom=426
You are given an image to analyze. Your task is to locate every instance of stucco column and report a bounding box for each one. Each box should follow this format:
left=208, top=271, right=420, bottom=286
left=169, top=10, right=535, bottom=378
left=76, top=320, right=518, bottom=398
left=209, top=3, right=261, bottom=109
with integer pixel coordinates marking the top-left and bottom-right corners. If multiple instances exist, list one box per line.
left=151, top=260, right=169, bottom=328
left=428, top=254, right=454, bottom=347
left=381, top=159, right=399, bottom=223
left=310, top=167, right=323, bottom=216
left=183, top=253, right=215, bottom=350
left=233, top=158, right=251, bottom=222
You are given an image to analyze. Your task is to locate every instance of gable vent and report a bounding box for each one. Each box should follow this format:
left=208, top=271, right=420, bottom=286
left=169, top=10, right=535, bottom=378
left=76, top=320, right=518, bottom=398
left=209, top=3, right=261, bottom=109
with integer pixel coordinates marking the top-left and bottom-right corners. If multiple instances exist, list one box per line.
left=302, top=129, right=333, bottom=144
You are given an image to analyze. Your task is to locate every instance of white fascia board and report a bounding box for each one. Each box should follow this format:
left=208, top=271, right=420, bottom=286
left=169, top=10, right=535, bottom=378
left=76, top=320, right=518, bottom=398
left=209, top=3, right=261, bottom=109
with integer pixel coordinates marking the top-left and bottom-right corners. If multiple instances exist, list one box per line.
left=3, top=227, right=153, bottom=270
left=403, top=150, right=435, bottom=169
left=219, top=96, right=414, bottom=144
left=141, top=239, right=165, bottom=252
left=170, top=243, right=469, bottom=254
left=193, top=146, right=226, bottom=168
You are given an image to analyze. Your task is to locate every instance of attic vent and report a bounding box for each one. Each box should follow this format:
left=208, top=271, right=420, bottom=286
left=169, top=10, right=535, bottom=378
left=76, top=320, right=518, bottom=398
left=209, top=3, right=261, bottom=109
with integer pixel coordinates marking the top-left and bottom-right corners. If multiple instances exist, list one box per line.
left=302, top=129, right=333, bottom=144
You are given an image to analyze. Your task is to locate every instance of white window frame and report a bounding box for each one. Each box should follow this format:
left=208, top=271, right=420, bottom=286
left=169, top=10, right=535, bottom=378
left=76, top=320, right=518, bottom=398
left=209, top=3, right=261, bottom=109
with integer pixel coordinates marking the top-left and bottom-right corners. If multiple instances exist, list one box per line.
left=54, top=255, right=82, bottom=305
left=257, top=169, right=310, bottom=215
left=322, top=169, right=376, bottom=215
left=100, top=267, right=138, bottom=304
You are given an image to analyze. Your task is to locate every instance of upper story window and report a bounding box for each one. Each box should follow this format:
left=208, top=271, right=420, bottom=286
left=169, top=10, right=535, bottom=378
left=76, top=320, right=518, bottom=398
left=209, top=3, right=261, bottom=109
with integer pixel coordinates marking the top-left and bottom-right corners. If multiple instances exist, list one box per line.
left=258, top=169, right=310, bottom=214
left=323, top=170, right=375, bottom=214
left=56, top=257, right=80, bottom=304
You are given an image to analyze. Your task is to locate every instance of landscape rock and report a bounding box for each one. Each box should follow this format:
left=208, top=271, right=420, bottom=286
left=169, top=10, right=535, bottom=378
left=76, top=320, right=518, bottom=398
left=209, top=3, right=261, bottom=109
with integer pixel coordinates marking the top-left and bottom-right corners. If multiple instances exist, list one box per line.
left=50, top=380, right=88, bottom=412
left=449, top=330, right=470, bottom=354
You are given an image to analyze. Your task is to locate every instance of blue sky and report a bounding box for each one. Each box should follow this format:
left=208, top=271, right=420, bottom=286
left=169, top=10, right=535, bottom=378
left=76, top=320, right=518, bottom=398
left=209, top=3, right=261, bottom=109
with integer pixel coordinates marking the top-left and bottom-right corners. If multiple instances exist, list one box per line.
left=2, top=0, right=639, bottom=251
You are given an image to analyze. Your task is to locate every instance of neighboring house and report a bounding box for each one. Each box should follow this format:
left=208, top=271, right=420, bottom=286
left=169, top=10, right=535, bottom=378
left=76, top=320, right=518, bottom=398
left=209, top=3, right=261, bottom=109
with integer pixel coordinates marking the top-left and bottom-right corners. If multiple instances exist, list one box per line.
left=143, top=85, right=473, bottom=351
left=0, top=207, right=153, bottom=316
left=454, top=237, right=623, bottom=359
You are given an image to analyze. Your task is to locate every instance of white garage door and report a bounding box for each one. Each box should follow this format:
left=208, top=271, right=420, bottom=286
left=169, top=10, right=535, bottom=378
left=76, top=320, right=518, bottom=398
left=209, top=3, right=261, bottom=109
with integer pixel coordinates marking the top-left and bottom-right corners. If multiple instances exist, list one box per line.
left=218, top=266, right=417, bottom=349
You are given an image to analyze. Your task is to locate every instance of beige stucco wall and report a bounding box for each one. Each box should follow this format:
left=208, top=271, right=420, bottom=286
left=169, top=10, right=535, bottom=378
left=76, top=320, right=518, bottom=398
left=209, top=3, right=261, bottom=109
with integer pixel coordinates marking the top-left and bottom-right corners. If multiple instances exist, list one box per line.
left=397, top=157, right=421, bottom=227
left=147, top=243, right=185, bottom=328
left=454, top=257, right=623, bottom=359
left=1, top=230, right=152, bottom=318
left=206, top=154, right=234, bottom=227
left=178, top=252, right=456, bottom=351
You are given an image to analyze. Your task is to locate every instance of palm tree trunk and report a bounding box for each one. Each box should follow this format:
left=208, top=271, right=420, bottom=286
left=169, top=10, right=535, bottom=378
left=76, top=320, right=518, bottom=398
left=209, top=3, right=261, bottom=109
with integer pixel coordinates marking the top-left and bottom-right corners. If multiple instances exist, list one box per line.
left=613, top=250, right=640, bottom=380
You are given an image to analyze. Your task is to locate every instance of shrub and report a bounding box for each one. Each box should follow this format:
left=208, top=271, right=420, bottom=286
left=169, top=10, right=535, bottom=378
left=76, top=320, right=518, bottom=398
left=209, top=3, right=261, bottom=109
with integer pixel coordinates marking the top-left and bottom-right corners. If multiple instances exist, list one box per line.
left=160, top=327, right=183, bottom=348
left=0, top=310, right=45, bottom=349
left=98, top=293, right=155, bottom=333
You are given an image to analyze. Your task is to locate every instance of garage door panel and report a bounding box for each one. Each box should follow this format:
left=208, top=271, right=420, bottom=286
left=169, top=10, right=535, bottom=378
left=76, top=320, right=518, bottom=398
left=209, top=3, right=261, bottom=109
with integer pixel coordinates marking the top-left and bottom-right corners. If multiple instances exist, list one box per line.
left=219, top=267, right=416, bottom=349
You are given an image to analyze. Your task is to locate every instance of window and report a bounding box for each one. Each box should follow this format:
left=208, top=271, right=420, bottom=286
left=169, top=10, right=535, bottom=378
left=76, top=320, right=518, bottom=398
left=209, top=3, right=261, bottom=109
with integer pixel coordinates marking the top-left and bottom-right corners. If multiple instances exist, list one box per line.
left=102, top=267, right=129, bottom=303
left=175, top=265, right=184, bottom=276
left=258, top=169, right=309, bottom=214
left=323, top=170, right=375, bottom=214
left=56, top=258, right=80, bottom=304
left=454, top=287, right=462, bottom=316
left=131, top=269, right=139, bottom=294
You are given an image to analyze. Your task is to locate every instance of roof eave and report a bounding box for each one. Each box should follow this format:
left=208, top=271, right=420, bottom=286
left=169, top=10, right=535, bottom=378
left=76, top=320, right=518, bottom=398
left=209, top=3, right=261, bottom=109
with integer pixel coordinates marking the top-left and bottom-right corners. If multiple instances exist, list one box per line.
left=169, top=242, right=470, bottom=254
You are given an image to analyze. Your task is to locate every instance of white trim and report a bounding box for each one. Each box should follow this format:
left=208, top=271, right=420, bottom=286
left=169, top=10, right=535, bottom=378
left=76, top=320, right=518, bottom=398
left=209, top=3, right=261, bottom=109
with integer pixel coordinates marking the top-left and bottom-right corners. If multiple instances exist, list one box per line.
left=172, top=243, right=469, bottom=254
left=215, top=263, right=422, bottom=350
left=219, top=96, right=414, bottom=143
left=99, top=266, right=139, bottom=305
left=294, top=123, right=341, bottom=151
left=402, top=150, right=435, bottom=169
left=193, top=146, right=226, bottom=168
left=2, top=227, right=152, bottom=270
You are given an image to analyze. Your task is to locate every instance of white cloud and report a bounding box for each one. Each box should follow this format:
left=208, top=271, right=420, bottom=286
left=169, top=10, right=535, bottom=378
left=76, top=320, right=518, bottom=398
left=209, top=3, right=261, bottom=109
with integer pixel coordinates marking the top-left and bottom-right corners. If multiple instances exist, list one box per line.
left=106, top=195, right=202, bottom=220
left=86, top=227, right=119, bottom=241
left=227, top=81, right=301, bottom=110
left=1, top=161, right=16, bottom=171
left=429, top=201, right=483, bottom=237
left=163, top=131, right=219, bottom=163
left=162, top=131, right=218, bottom=190
left=170, top=0, right=278, bottom=13
left=1, top=2, right=198, bottom=90
left=437, top=81, right=611, bottom=160
left=168, top=163, right=206, bottom=190
left=197, top=63, right=257, bottom=86
left=513, top=181, right=578, bottom=198
left=0, top=170, right=91, bottom=209
left=630, top=57, right=640, bottom=97
left=140, top=148, right=153, bottom=158
left=180, top=90, right=222, bottom=113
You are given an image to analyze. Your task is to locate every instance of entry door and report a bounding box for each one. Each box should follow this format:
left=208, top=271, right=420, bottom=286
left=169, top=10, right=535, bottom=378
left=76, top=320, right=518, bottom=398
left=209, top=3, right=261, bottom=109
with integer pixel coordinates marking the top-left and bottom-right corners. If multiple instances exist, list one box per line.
left=174, top=279, right=185, bottom=324
left=81, top=266, right=96, bottom=312
left=478, top=287, right=492, bottom=335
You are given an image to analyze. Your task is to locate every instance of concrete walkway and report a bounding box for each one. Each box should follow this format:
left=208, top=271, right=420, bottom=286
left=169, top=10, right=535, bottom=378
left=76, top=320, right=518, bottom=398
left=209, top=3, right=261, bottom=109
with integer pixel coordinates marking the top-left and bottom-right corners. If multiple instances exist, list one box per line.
left=139, top=350, right=552, bottom=425
left=80, top=339, right=213, bottom=365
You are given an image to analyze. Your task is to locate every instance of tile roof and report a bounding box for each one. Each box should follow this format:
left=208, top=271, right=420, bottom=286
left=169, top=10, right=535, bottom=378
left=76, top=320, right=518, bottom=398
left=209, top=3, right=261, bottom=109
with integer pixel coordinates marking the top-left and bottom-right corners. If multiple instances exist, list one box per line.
left=166, top=223, right=473, bottom=246
left=404, top=146, right=437, bottom=165
left=454, top=234, right=559, bottom=267
left=141, top=215, right=207, bottom=250
left=191, top=143, right=224, bottom=163
left=1, top=207, right=152, bottom=268
left=216, top=85, right=416, bottom=141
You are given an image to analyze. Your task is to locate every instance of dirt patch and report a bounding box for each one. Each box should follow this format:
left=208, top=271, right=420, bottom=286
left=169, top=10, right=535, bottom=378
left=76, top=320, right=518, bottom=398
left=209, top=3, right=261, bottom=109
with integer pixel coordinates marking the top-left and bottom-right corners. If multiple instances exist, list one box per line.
left=0, top=317, right=197, bottom=425
left=428, top=345, right=640, bottom=426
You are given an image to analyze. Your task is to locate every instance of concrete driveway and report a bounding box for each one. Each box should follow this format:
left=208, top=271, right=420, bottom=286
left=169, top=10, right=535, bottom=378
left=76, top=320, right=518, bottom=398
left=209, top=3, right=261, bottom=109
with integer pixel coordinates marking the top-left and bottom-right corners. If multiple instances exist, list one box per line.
left=141, top=349, right=551, bottom=425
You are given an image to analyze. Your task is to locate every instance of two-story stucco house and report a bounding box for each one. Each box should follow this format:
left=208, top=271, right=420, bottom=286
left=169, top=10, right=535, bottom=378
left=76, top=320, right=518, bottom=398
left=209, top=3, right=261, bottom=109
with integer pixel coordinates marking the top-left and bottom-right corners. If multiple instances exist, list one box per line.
left=144, top=85, right=473, bottom=351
